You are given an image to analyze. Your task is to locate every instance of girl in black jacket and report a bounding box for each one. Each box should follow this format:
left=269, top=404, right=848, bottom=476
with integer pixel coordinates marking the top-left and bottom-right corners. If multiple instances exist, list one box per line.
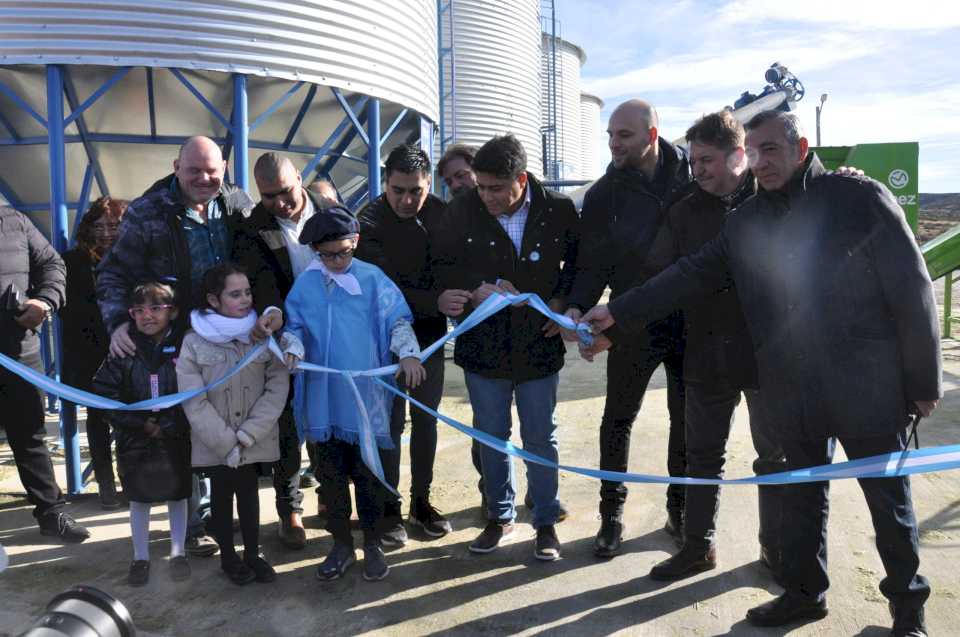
left=93, top=281, right=191, bottom=587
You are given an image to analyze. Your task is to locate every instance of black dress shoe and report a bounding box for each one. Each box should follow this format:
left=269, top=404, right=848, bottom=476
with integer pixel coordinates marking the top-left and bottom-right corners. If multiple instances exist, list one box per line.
left=889, top=603, right=927, bottom=637
left=649, top=545, right=718, bottom=581
left=593, top=515, right=623, bottom=558
left=747, top=592, right=828, bottom=627
left=38, top=511, right=90, bottom=543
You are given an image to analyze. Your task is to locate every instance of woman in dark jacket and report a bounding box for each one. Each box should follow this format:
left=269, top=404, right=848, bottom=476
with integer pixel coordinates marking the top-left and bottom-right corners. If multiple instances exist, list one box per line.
left=60, top=196, right=127, bottom=508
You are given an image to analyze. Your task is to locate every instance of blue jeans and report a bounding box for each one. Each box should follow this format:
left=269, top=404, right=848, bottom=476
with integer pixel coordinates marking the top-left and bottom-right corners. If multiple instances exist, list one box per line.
left=464, top=371, right=560, bottom=528
left=187, top=473, right=211, bottom=539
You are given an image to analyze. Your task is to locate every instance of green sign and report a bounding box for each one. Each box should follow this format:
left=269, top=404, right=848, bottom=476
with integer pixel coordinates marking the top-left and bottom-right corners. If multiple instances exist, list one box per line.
left=815, top=142, right=920, bottom=230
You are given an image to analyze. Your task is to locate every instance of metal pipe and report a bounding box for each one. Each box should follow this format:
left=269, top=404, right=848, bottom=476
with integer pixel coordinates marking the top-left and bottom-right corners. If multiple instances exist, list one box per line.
left=367, top=99, right=381, bottom=201
left=46, top=64, right=83, bottom=495
left=232, top=74, right=249, bottom=192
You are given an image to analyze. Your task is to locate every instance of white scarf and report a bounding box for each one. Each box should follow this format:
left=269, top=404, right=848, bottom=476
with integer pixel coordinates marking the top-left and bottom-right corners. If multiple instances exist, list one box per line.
left=304, top=258, right=362, bottom=296
left=190, top=309, right=258, bottom=344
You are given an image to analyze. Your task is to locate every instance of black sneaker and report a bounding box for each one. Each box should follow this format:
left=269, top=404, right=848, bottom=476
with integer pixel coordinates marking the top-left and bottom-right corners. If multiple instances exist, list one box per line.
left=243, top=552, right=277, bottom=583
left=221, top=555, right=257, bottom=585
left=169, top=555, right=191, bottom=581
left=128, top=560, right=150, bottom=587
left=593, top=515, right=623, bottom=558
left=469, top=520, right=515, bottom=554
left=380, top=517, right=408, bottom=547
left=38, top=511, right=90, bottom=543
left=299, top=470, right=318, bottom=489
left=410, top=498, right=453, bottom=537
left=362, top=543, right=390, bottom=581
left=317, top=542, right=356, bottom=580
left=185, top=534, right=218, bottom=557
left=535, top=525, right=561, bottom=561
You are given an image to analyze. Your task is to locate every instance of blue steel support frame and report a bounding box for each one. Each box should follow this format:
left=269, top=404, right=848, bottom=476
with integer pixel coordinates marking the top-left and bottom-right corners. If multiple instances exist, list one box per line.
left=46, top=65, right=83, bottom=495
left=300, top=96, right=369, bottom=181
left=62, top=68, right=110, bottom=197
left=231, top=74, right=249, bottom=191
left=367, top=99, right=381, bottom=201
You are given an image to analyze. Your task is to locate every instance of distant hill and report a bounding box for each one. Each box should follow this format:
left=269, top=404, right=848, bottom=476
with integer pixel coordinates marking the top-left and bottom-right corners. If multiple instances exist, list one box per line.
left=918, top=193, right=960, bottom=243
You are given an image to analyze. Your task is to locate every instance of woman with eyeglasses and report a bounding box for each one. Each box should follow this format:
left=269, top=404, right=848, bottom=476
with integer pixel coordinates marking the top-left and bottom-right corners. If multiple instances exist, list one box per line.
left=60, top=196, right=128, bottom=509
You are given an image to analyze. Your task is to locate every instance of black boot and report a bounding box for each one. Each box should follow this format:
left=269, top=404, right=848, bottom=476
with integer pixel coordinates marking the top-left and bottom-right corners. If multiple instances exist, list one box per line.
left=593, top=514, right=624, bottom=558
left=747, top=592, right=828, bottom=627
left=650, top=544, right=718, bottom=581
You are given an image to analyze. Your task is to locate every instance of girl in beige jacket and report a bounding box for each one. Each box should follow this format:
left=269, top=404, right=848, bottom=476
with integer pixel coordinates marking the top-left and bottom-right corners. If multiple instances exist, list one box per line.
left=177, top=262, right=292, bottom=586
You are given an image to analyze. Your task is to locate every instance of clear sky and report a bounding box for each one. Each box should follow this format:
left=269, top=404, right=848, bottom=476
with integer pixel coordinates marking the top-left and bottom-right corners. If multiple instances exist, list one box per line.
left=556, top=0, right=960, bottom=193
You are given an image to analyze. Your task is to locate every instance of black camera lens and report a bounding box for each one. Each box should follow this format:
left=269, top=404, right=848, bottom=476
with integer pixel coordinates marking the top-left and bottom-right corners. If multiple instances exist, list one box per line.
left=18, top=586, right=135, bottom=637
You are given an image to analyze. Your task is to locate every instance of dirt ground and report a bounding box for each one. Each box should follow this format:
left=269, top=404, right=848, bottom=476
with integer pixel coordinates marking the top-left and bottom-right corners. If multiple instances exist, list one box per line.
left=2, top=335, right=960, bottom=636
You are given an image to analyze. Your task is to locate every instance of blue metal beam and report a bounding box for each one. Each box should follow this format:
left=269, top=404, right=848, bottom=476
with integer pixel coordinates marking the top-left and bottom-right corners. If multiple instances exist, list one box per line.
left=169, top=68, right=231, bottom=131
left=0, top=174, right=24, bottom=208
left=0, top=110, right=21, bottom=141
left=146, top=68, right=157, bottom=138
left=62, top=68, right=109, bottom=196
left=331, top=87, right=370, bottom=147
left=232, top=74, right=249, bottom=191
left=46, top=65, right=83, bottom=496
left=62, top=66, right=131, bottom=127
left=367, top=99, right=381, bottom=202
left=71, top=162, right=95, bottom=247
left=250, top=81, right=305, bottom=133
left=380, top=108, right=408, bottom=147
left=302, top=95, right=369, bottom=180
left=0, top=79, right=47, bottom=128
left=283, top=84, right=317, bottom=148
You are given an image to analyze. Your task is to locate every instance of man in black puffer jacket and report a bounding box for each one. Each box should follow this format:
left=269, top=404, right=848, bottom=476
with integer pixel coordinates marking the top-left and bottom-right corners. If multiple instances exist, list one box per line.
left=0, top=205, right=89, bottom=542
left=564, top=99, right=692, bottom=558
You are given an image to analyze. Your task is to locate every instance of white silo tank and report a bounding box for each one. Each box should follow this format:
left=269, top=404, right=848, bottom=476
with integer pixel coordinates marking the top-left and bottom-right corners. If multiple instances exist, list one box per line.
left=0, top=0, right=438, bottom=233
left=442, top=0, right=542, bottom=177
left=541, top=34, right=585, bottom=181
left=580, top=92, right=604, bottom=180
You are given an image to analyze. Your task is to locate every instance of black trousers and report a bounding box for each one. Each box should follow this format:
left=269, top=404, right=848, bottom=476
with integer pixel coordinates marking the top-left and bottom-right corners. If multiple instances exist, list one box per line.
left=317, top=438, right=384, bottom=546
left=206, top=464, right=260, bottom=562
left=271, top=396, right=304, bottom=517
left=380, top=349, right=445, bottom=512
left=781, top=430, right=929, bottom=609
left=682, top=383, right=785, bottom=550
left=85, top=405, right=116, bottom=489
left=0, top=349, right=65, bottom=519
left=599, top=337, right=686, bottom=517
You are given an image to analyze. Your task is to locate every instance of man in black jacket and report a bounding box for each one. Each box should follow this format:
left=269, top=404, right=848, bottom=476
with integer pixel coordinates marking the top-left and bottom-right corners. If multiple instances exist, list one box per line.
left=232, top=152, right=338, bottom=550
left=0, top=206, right=89, bottom=542
left=564, top=99, right=692, bottom=558
left=356, top=145, right=452, bottom=545
left=434, top=134, right=579, bottom=560
left=583, top=111, right=938, bottom=636
left=639, top=111, right=785, bottom=582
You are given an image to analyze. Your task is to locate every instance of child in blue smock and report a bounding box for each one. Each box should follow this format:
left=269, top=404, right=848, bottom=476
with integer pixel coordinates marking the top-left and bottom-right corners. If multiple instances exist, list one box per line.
left=283, top=205, right=425, bottom=582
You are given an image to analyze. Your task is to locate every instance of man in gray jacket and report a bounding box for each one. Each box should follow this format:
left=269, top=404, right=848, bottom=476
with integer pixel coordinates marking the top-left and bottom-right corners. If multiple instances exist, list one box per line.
left=582, top=111, right=938, bottom=637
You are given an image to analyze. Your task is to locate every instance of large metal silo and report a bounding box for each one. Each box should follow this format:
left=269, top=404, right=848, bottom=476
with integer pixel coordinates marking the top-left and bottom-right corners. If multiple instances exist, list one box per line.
left=579, top=92, right=604, bottom=180
left=440, top=0, right=542, bottom=177
left=541, top=34, right=585, bottom=181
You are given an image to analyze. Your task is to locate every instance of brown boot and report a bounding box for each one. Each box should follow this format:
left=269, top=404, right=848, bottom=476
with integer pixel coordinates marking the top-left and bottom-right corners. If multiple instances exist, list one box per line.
left=279, top=512, right=307, bottom=550
left=649, top=544, right=718, bottom=581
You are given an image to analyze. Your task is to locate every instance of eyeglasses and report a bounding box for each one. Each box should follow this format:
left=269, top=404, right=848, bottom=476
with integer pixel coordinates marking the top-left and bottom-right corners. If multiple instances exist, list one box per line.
left=129, top=304, right=174, bottom=318
left=92, top=223, right=120, bottom=234
left=315, top=247, right=355, bottom=262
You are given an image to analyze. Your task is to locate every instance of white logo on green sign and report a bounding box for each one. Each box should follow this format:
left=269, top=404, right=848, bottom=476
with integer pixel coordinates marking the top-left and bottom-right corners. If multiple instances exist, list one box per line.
left=888, top=169, right=909, bottom=189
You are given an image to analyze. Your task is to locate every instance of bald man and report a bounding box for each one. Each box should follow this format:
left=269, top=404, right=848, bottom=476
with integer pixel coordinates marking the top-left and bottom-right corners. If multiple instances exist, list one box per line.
left=96, top=136, right=264, bottom=557
left=563, top=99, right=693, bottom=558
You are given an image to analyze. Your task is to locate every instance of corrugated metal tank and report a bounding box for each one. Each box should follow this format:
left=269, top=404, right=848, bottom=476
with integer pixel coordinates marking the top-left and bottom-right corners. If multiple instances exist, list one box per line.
left=541, top=34, right=584, bottom=180
left=442, top=0, right=542, bottom=177
left=579, top=92, right=604, bottom=179
left=0, top=0, right=439, bottom=122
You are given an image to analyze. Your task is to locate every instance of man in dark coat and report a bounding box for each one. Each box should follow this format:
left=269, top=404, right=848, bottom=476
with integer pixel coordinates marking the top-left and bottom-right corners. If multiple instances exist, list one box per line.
left=582, top=110, right=939, bottom=636
left=0, top=205, right=89, bottom=542
left=356, top=145, right=451, bottom=545
left=564, top=99, right=692, bottom=557
left=232, top=152, right=338, bottom=550
left=434, top=134, right=579, bottom=560
left=636, top=111, right=786, bottom=582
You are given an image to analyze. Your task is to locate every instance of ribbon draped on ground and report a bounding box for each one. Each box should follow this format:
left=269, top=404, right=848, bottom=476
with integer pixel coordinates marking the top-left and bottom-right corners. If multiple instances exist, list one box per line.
left=2, top=292, right=958, bottom=492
